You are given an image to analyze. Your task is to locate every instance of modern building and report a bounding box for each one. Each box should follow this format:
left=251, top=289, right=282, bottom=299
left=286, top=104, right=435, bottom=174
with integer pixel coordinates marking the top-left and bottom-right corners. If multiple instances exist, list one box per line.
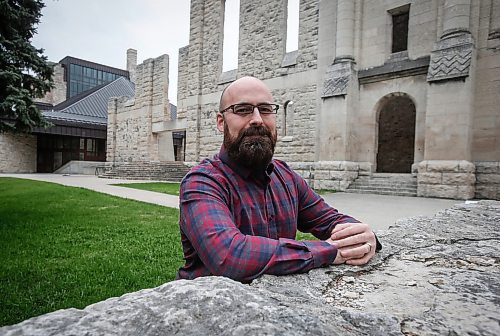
left=176, top=0, right=500, bottom=200
left=0, top=52, right=185, bottom=174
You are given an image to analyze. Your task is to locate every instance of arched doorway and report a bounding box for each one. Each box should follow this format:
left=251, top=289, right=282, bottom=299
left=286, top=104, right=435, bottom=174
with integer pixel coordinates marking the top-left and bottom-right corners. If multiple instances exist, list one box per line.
left=376, top=94, right=416, bottom=173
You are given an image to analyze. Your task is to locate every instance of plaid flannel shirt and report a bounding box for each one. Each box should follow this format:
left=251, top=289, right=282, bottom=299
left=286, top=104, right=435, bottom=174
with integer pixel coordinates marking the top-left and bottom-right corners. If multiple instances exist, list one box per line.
left=176, top=147, right=360, bottom=282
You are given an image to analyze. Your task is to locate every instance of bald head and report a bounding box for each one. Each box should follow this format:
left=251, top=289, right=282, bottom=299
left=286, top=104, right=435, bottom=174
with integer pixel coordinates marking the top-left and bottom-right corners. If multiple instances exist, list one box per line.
left=219, top=76, right=273, bottom=111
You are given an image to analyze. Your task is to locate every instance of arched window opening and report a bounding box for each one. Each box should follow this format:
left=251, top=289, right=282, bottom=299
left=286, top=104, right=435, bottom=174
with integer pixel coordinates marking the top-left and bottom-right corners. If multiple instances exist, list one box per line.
left=283, top=100, right=294, bottom=137
left=286, top=0, right=299, bottom=52
left=222, top=0, right=240, bottom=72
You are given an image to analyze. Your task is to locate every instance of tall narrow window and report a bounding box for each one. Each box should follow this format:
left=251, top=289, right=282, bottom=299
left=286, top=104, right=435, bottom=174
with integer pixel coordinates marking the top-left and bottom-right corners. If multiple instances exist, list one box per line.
left=286, top=0, right=299, bottom=52
left=222, top=0, right=240, bottom=72
left=283, top=100, right=294, bottom=137
left=391, top=9, right=409, bottom=53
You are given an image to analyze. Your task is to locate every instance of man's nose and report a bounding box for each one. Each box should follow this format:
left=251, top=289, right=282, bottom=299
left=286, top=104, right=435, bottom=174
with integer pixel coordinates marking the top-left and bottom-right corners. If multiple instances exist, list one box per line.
left=248, top=106, right=264, bottom=126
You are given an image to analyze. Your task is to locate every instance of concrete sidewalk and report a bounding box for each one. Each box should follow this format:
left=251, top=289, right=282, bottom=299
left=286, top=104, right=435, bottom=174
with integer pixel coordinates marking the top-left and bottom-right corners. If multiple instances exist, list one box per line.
left=0, top=173, right=464, bottom=231
left=0, top=173, right=180, bottom=209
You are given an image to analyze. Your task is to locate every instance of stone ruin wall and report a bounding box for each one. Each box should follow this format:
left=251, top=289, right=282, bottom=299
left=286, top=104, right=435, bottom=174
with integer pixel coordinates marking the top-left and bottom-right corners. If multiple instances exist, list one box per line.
left=0, top=133, right=37, bottom=173
left=176, top=0, right=500, bottom=200
left=177, top=0, right=320, bottom=164
left=35, top=63, right=66, bottom=106
left=107, top=55, right=171, bottom=164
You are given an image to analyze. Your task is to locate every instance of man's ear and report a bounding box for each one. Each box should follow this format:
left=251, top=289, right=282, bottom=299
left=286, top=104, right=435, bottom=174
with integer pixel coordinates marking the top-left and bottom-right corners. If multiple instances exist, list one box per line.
left=216, top=113, right=225, bottom=133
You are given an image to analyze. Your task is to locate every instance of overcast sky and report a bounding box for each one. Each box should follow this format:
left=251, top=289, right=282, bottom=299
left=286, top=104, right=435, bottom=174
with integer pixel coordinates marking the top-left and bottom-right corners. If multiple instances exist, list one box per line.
left=32, top=0, right=191, bottom=104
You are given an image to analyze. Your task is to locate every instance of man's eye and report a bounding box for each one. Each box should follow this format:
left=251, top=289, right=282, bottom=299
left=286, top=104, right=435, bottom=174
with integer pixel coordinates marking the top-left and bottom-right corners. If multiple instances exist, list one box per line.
left=258, top=105, right=273, bottom=114
left=234, top=105, right=254, bottom=114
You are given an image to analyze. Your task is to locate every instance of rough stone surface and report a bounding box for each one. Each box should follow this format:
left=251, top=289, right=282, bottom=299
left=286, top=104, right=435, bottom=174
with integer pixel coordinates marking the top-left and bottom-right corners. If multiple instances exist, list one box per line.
left=475, top=161, right=500, bottom=199
left=0, top=133, right=37, bottom=173
left=107, top=54, right=171, bottom=164
left=427, top=32, right=474, bottom=82
left=2, top=201, right=499, bottom=336
left=417, top=160, right=476, bottom=199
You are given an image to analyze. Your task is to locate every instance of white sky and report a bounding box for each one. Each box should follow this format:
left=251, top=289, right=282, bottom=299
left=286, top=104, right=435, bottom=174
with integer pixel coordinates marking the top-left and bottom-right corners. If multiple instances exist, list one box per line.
left=32, top=0, right=191, bottom=105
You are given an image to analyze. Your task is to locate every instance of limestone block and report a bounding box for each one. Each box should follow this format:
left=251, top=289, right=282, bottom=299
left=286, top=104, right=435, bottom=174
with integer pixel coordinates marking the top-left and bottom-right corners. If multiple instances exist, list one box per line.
left=289, top=162, right=313, bottom=170
left=340, top=161, right=359, bottom=171
left=441, top=173, right=475, bottom=185
left=358, top=162, right=372, bottom=175
left=339, top=180, right=352, bottom=190
left=329, top=171, right=346, bottom=181
left=476, top=173, right=500, bottom=184
left=475, top=162, right=500, bottom=174
left=315, top=161, right=342, bottom=170
left=475, top=186, right=497, bottom=200
left=315, top=180, right=340, bottom=191
left=314, top=170, right=331, bottom=180
left=457, top=160, right=475, bottom=173
left=456, top=185, right=476, bottom=200
left=423, top=160, right=460, bottom=173
left=418, top=172, right=442, bottom=184
left=423, top=184, right=458, bottom=199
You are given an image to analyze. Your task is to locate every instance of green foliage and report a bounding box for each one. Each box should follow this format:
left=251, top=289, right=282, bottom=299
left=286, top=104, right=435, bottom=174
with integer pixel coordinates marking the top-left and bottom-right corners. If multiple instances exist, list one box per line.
left=0, top=0, right=54, bottom=133
left=0, top=178, right=183, bottom=326
left=113, top=182, right=181, bottom=196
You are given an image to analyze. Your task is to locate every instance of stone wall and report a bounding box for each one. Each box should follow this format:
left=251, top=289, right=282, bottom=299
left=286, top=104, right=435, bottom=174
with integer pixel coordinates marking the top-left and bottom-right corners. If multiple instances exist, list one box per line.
left=176, top=0, right=499, bottom=199
left=475, top=161, right=500, bottom=200
left=35, top=63, right=66, bottom=106
left=177, top=0, right=320, bottom=164
left=106, top=55, right=172, bottom=164
left=2, top=201, right=499, bottom=335
left=417, top=160, right=476, bottom=200
left=0, top=133, right=36, bottom=173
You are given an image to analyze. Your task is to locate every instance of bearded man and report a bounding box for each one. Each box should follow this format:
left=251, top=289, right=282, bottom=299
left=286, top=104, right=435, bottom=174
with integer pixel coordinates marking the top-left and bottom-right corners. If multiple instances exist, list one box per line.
left=176, top=76, right=380, bottom=282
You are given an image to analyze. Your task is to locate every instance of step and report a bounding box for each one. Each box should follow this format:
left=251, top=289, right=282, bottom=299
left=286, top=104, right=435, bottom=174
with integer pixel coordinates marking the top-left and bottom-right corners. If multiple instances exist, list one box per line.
left=345, top=189, right=417, bottom=197
left=348, top=186, right=417, bottom=193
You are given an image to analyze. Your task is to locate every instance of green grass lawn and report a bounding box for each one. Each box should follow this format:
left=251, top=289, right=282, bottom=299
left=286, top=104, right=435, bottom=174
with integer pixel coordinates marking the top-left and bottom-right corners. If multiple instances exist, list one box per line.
left=112, top=182, right=181, bottom=196
left=0, top=177, right=318, bottom=327
left=0, top=177, right=183, bottom=327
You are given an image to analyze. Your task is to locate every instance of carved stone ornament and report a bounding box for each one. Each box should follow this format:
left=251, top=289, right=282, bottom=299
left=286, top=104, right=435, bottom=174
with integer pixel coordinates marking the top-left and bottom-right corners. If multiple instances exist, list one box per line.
left=427, top=31, right=474, bottom=82
left=321, top=60, right=355, bottom=98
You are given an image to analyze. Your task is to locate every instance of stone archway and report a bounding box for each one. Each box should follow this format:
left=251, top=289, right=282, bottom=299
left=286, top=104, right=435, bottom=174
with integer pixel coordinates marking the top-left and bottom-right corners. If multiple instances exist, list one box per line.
left=376, top=94, right=416, bottom=173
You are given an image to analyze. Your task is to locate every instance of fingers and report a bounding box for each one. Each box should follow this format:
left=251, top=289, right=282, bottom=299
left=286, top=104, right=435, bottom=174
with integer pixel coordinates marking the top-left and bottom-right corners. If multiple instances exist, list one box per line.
left=331, top=230, right=374, bottom=249
left=338, top=243, right=369, bottom=259
left=330, top=223, right=370, bottom=241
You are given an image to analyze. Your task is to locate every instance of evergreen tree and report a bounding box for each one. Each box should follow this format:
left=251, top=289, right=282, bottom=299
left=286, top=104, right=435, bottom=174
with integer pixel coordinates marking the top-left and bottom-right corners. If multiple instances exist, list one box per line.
left=0, top=0, right=53, bottom=133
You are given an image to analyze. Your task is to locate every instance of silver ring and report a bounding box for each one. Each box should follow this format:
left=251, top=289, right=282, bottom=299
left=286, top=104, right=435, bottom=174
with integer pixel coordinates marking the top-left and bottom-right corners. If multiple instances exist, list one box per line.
left=366, top=242, right=373, bottom=253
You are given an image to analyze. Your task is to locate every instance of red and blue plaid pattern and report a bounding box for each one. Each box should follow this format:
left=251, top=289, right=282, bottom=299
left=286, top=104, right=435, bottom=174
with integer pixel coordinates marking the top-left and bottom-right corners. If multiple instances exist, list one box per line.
left=176, top=147, right=360, bottom=282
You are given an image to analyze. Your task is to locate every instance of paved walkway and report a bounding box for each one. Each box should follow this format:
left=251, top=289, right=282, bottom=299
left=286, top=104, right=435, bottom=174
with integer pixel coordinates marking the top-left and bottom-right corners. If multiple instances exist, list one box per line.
left=0, top=173, right=464, bottom=231
left=0, top=173, right=179, bottom=208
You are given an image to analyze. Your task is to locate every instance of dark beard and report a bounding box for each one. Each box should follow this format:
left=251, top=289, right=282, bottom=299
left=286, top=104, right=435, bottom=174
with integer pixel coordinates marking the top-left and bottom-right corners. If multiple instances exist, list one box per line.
left=224, top=125, right=277, bottom=170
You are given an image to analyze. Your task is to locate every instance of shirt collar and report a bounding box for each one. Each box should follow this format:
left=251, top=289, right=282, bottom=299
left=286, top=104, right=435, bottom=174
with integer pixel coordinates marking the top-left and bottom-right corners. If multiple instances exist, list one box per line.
left=218, top=146, right=275, bottom=180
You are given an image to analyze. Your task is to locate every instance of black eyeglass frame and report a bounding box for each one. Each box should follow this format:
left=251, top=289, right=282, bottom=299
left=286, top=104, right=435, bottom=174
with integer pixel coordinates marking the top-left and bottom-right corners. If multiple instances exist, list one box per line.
left=219, top=103, right=280, bottom=115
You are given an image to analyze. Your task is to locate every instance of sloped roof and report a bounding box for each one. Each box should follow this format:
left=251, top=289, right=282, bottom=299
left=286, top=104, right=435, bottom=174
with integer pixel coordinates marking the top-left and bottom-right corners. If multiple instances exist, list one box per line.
left=43, top=77, right=135, bottom=126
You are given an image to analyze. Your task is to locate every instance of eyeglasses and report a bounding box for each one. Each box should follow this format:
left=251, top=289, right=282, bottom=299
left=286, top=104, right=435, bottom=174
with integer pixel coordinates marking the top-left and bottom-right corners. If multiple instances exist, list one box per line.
left=220, top=103, right=279, bottom=116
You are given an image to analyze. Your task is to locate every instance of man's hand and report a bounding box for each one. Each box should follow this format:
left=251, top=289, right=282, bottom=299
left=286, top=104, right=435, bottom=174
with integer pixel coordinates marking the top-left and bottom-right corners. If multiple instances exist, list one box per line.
left=325, top=223, right=377, bottom=265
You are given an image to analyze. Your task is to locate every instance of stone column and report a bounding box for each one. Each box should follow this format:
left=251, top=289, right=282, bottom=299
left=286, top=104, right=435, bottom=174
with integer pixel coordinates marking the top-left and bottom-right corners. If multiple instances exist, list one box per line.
left=334, top=0, right=355, bottom=62
left=106, top=98, right=118, bottom=166
left=126, top=48, right=138, bottom=84
left=316, top=0, right=360, bottom=190
left=442, top=0, right=471, bottom=36
left=421, top=0, right=476, bottom=199
left=489, top=0, right=500, bottom=39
